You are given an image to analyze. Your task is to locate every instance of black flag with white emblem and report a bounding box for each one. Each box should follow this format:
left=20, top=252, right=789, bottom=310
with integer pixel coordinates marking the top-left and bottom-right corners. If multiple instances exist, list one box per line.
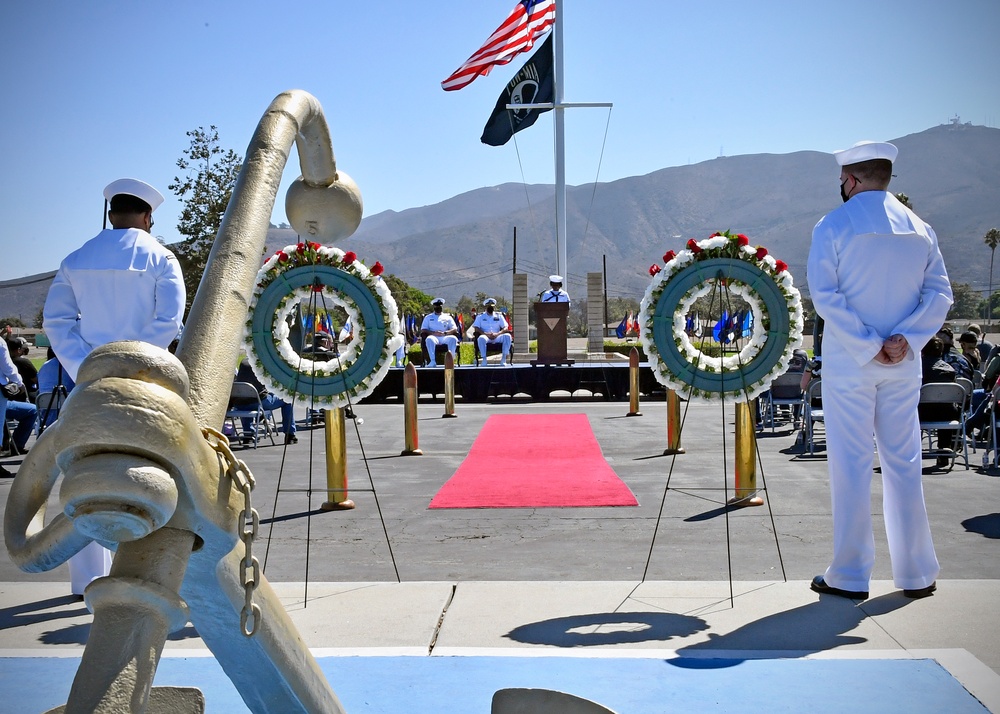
left=480, top=34, right=554, bottom=147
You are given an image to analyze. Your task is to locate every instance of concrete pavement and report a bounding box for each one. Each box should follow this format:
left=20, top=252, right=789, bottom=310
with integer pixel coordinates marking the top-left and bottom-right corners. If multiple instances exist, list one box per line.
left=1, top=395, right=998, bottom=711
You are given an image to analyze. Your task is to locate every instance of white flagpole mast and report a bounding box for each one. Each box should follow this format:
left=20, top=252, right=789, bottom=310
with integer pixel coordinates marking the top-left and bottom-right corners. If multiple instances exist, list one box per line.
left=509, top=0, right=612, bottom=295
left=553, top=0, right=567, bottom=288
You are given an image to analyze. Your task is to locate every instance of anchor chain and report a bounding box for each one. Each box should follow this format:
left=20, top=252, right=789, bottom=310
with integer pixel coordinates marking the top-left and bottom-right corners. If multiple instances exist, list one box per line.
left=203, top=427, right=262, bottom=636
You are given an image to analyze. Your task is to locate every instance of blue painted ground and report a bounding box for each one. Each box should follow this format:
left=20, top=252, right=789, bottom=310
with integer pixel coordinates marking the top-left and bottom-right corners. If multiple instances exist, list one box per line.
left=0, top=655, right=988, bottom=713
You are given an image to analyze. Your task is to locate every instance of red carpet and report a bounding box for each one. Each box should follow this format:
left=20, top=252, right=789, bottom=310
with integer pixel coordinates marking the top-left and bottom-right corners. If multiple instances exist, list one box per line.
left=429, top=414, right=638, bottom=509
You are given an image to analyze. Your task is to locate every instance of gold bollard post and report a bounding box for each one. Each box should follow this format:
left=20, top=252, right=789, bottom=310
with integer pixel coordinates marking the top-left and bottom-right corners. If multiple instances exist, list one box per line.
left=626, top=347, right=642, bottom=417
left=663, top=388, right=685, bottom=455
left=401, top=362, right=423, bottom=455
left=442, top=350, right=458, bottom=418
left=321, top=407, right=355, bottom=510
left=730, top=400, right=764, bottom=507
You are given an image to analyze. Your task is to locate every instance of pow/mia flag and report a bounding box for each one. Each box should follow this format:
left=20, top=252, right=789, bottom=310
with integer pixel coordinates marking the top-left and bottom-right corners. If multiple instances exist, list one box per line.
left=480, top=34, right=554, bottom=147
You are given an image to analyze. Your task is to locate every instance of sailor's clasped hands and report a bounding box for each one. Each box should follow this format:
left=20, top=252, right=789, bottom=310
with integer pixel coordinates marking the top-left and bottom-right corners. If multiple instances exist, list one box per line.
left=873, top=334, right=909, bottom=365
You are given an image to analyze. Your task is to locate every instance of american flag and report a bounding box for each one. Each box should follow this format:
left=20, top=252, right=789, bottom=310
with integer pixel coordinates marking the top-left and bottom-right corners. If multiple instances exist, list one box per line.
left=441, top=0, right=556, bottom=92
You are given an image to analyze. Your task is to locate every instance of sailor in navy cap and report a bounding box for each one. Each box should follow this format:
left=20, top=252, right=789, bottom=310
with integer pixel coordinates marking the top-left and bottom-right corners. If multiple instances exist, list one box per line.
left=807, top=140, right=952, bottom=602
left=42, top=178, right=186, bottom=597
left=472, top=297, right=512, bottom=366
left=44, top=178, right=185, bottom=382
left=419, top=297, right=460, bottom=366
left=541, top=274, right=570, bottom=304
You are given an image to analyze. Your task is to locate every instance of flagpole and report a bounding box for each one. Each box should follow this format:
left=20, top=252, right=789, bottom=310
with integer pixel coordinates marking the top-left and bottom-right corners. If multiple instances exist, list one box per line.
left=553, top=0, right=567, bottom=290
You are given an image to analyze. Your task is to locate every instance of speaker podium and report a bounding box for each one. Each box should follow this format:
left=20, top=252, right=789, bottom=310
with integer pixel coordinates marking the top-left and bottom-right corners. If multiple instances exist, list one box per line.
left=532, top=301, right=573, bottom=365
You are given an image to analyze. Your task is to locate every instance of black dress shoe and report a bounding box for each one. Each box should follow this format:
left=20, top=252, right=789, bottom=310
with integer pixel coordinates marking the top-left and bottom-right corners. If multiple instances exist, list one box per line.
left=903, top=582, right=936, bottom=599
left=810, top=575, right=869, bottom=600
left=284, top=433, right=298, bottom=445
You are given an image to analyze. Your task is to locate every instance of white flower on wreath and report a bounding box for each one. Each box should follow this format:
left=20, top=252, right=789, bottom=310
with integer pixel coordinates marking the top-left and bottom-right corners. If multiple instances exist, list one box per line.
left=638, top=231, right=804, bottom=403
left=243, top=242, right=405, bottom=406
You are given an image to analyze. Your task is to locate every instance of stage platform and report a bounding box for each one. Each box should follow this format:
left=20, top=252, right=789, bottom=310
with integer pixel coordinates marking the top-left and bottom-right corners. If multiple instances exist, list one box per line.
left=362, top=362, right=663, bottom=403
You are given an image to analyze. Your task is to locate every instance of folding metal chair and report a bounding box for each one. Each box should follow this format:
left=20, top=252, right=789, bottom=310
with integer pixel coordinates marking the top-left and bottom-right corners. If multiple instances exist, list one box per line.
left=224, top=382, right=275, bottom=448
left=762, top=371, right=804, bottom=432
left=803, top=378, right=824, bottom=455
left=35, top=388, right=68, bottom=434
left=918, top=382, right=968, bottom=470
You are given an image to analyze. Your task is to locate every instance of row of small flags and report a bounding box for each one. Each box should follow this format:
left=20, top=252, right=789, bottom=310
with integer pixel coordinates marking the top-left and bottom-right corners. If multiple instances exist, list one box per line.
left=302, top=311, right=334, bottom=335
left=615, top=312, right=640, bottom=339
left=615, top=312, right=753, bottom=342
left=712, top=310, right=754, bottom=344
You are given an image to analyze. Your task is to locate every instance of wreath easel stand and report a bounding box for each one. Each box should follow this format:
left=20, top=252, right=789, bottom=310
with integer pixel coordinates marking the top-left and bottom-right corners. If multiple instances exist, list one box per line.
left=636, top=232, right=805, bottom=605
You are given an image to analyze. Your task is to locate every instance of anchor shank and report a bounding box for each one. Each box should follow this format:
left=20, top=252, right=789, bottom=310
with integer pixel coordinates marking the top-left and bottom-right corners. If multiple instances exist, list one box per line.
left=66, top=527, right=195, bottom=714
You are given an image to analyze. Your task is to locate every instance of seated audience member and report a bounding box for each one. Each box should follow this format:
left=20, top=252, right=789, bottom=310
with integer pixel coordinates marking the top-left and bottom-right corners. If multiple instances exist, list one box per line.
left=1, top=336, right=37, bottom=461
left=937, top=327, right=972, bottom=380
left=7, top=337, right=38, bottom=401
left=36, top=347, right=75, bottom=429
left=958, top=331, right=982, bottom=373
left=472, top=298, right=512, bottom=366
left=919, top=336, right=960, bottom=468
left=967, top=323, right=994, bottom=364
left=420, top=298, right=459, bottom=367
left=234, top=359, right=298, bottom=445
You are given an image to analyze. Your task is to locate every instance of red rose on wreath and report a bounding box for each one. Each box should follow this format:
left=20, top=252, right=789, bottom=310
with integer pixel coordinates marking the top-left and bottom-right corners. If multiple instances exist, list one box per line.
left=276, top=250, right=289, bottom=263
left=687, top=239, right=702, bottom=254
left=737, top=234, right=750, bottom=246
left=755, top=246, right=768, bottom=260
left=309, top=242, right=321, bottom=251
left=775, top=259, right=788, bottom=273
left=662, top=250, right=676, bottom=263
left=342, top=251, right=357, bottom=265
left=296, top=242, right=306, bottom=253
left=649, top=264, right=662, bottom=277
left=371, top=261, right=384, bottom=276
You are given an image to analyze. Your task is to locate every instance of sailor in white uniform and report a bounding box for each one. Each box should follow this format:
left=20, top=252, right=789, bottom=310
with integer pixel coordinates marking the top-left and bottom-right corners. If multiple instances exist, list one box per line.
left=419, top=298, right=459, bottom=366
left=43, top=178, right=186, bottom=596
left=472, top=297, right=512, bottom=366
left=540, top=275, right=570, bottom=304
left=806, top=141, right=952, bottom=601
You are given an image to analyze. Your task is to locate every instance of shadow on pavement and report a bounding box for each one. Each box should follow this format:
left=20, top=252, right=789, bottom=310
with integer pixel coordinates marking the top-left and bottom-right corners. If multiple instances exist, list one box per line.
left=962, top=512, right=1000, bottom=538
left=670, top=593, right=910, bottom=668
left=504, top=611, right=708, bottom=647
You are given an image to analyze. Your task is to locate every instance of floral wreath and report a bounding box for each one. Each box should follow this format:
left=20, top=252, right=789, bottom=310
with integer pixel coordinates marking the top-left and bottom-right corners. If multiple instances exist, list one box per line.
left=638, top=231, right=804, bottom=403
left=243, top=241, right=405, bottom=407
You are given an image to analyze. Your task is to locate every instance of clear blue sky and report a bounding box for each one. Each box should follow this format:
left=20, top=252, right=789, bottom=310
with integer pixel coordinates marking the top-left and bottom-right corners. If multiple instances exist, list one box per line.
left=2, top=0, right=998, bottom=280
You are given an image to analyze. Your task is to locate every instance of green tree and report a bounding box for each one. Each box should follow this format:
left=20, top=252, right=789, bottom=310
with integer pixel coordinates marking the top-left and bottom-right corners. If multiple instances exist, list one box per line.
left=0, top=316, right=26, bottom=329
left=948, top=282, right=981, bottom=320
left=168, top=126, right=243, bottom=314
left=895, top=192, right=913, bottom=209
left=607, top=296, right=640, bottom=323
left=984, top=228, right=1000, bottom=326
left=381, top=273, right=433, bottom=318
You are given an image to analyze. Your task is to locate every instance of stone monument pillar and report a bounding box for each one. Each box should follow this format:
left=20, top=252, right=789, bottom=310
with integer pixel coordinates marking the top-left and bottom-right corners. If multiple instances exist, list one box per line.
left=513, top=272, right=529, bottom=359
left=587, top=272, right=604, bottom=358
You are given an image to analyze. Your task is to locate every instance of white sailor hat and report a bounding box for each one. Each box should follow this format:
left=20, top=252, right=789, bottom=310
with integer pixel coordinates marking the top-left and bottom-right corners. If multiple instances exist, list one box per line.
left=549, top=275, right=563, bottom=284
left=103, top=178, right=165, bottom=212
left=483, top=297, right=497, bottom=306
left=431, top=297, right=445, bottom=306
left=833, top=141, right=898, bottom=167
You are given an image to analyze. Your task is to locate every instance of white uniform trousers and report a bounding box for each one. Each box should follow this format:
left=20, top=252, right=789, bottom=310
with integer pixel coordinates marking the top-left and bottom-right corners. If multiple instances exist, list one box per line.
left=69, top=542, right=113, bottom=596
left=822, top=366, right=939, bottom=592
left=476, top=333, right=511, bottom=363
left=424, top=335, right=458, bottom=365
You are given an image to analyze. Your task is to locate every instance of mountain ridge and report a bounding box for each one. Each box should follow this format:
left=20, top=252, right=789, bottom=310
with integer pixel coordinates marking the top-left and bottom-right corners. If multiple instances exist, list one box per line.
left=3, top=123, right=997, bottom=323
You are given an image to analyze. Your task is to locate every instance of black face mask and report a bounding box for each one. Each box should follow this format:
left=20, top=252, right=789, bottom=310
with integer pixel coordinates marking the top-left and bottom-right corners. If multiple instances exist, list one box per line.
left=840, top=178, right=850, bottom=203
